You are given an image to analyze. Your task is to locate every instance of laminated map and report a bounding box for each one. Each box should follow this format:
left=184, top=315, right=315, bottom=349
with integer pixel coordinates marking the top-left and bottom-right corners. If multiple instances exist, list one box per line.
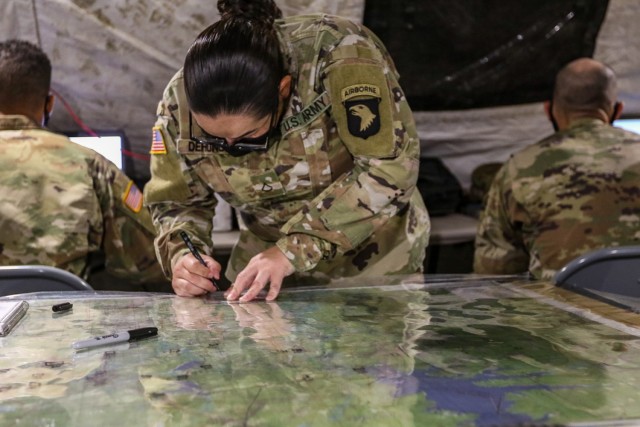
left=0, top=276, right=639, bottom=426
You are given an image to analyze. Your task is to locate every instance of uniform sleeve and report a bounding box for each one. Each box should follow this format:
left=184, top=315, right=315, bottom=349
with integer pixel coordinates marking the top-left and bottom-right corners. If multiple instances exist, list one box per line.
left=276, top=35, right=421, bottom=272
left=143, top=79, right=218, bottom=278
left=473, top=163, right=530, bottom=275
left=88, top=154, right=166, bottom=284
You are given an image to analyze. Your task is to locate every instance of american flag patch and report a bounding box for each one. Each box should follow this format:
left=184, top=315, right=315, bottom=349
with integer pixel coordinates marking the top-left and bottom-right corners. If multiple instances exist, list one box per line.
left=122, top=181, right=143, bottom=213
left=150, top=126, right=167, bottom=154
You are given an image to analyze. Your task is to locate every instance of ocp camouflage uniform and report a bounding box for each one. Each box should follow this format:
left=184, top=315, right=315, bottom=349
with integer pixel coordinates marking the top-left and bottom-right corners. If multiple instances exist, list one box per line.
left=144, top=14, right=430, bottom=285
left=0, top=115, right=165, bottom=284
left=474, top=118, right=640, bottom=279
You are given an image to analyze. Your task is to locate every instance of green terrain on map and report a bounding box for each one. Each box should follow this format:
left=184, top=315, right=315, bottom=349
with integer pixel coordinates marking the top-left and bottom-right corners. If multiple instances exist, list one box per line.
left=1, top=280, right=639, bottom=426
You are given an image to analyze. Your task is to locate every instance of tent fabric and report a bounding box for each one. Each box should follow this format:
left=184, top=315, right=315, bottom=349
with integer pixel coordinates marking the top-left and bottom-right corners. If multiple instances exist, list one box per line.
left=1, top=0, right=638, bottom=192
left=0, top=0, right=364, bottom=183
left=364, top=0, right=609, bottom=110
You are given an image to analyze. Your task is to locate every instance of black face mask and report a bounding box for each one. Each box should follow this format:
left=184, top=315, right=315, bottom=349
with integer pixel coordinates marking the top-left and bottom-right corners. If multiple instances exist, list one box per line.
left=189, top=113, right=277, bottom=157
left=43, top=95, right=51, bottom=127
left=548, top=100, right=559, bottom=132
left=610, top=102, right=622, bottom=124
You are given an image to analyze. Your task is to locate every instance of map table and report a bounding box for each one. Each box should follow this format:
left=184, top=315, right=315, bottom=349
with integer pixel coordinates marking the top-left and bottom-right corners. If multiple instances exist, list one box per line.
left=1, top=275, right=640, bottom=426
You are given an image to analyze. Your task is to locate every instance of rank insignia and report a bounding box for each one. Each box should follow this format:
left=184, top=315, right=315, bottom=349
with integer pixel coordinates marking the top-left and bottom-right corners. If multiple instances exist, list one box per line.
left=122, top=181, right=143, bottom=213
left=342, top=84, right=381, bottom=139
left=150, top=126, right=167, bottom=155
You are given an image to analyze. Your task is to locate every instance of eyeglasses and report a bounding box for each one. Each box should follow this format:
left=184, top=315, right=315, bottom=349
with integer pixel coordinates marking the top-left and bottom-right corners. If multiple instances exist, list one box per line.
left=189, top=113, right=276, bottom=157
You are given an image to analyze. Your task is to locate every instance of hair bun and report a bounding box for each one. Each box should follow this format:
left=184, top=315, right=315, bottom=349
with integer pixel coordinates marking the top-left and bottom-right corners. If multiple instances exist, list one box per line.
left=217, top=0, right=282, bottom=25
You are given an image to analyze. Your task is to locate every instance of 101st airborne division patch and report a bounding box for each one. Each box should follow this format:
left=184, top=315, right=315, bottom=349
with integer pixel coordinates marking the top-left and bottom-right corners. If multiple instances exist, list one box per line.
left=342, top=84, right=381, bottom=139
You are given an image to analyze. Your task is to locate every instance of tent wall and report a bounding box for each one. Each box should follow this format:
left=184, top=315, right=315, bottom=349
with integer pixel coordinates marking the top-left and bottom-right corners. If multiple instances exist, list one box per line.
left=0, top=0, right=364, bottom=183
left=1, top=0, right=638, bottom=191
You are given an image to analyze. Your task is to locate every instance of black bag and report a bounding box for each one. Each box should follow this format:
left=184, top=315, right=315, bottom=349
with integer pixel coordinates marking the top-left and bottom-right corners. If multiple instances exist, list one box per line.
left=417, top=157, right=464, bottom=217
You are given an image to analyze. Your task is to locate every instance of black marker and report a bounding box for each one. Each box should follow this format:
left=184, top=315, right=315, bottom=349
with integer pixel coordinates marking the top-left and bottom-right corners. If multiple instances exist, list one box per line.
left=179, top=231, right=218, bottom=290
left=72, top=327, right=158, bottom=350
left=52, top=302, right=73, bottom=312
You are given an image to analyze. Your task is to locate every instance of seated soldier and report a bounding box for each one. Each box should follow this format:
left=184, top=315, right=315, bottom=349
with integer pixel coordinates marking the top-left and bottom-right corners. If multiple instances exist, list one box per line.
left=474, top=57, right=640, bottom=279
left=0, top=39, right=168, bottom=291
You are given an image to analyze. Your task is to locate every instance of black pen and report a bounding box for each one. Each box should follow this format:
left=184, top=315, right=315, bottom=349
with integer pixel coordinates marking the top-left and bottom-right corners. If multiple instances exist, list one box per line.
left=179, top=231, right=218, bottom=290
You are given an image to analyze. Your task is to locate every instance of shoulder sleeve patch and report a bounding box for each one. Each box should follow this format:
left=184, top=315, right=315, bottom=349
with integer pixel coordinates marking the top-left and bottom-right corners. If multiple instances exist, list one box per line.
left=327, top=62, right=396, bottom=158
left=150, top=126, right=167, bottom=155
left=122, top=180, right=144, bottom=213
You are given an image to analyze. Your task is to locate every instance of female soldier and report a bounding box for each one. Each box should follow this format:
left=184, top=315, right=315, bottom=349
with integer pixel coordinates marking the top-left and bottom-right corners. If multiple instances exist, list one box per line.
left=144, top=0, right=430, bottom=301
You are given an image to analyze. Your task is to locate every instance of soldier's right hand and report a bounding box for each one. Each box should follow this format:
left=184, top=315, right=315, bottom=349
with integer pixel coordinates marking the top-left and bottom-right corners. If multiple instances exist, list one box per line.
left=172, top=253, right=221, bottom=297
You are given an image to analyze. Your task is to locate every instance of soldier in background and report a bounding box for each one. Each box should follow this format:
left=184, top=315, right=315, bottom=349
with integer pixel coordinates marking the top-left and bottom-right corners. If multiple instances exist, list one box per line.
left=0, top=39, right=168, bottom=290
left=144, top=0, right=430, bottom=301
left=474, top=57, right=640, bottom=279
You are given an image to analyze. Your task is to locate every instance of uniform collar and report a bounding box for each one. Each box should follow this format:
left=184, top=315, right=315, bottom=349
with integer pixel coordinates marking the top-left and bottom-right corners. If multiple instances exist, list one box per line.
left=274, top=21, right=302, bottom=128
left=567, top=117, right=608, bottom=130
left=275, top=21, right=298, bottom=87
left=0, top=114, right=43, bottom=131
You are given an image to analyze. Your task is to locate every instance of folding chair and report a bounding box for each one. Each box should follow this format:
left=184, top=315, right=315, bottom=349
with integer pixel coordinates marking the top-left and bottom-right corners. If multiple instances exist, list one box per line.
left=554, top=246, right=640, bottom=311
left=0, top=265, right=94, bottom=297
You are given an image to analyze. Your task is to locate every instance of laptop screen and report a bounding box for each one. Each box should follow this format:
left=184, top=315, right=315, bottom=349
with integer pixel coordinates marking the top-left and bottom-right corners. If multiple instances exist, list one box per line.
left=67, top=133, right=125, bottom=170
left=613, top=118, right=640, bottom=134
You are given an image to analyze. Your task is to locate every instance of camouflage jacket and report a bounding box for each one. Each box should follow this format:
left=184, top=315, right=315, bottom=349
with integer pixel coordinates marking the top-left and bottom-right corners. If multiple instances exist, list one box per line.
left=474, top=118, right=640, bottom=279
left=144, top=14, right=430, bottom=283
left=0, top=115, right=164, bottom=283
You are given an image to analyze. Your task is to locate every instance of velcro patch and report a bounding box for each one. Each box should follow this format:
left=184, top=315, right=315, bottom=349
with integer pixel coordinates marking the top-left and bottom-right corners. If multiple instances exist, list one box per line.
left=150, top=126, right=167, bottom=155
left=327, top=62, right=395, bottom=158
left=177, top=138, right=218, bottom=156
left=122, top=181, right=143, bottom=213
left=280, top=91, right=331, bottom=137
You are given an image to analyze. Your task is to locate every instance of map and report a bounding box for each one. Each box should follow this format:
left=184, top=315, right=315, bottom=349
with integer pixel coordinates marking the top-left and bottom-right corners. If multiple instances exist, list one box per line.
left=1, top=276, right=640, bottom=426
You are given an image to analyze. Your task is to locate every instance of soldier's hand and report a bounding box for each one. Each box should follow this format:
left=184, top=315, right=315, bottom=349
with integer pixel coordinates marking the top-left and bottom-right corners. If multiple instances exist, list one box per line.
left=172, top=253, right=221, bottom=297
left=226, top=246, right=295, bottom=303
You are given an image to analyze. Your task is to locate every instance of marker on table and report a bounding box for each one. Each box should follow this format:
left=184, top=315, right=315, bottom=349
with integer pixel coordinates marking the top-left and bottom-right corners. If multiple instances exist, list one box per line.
left=72, top=327, right=158, bottom=350
left=52, top=302, right=73, bottom=313
left=179, top=231, right=218, bottom=290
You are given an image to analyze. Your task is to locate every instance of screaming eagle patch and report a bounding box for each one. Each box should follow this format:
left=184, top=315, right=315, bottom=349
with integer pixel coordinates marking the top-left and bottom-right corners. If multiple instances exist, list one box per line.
left=342, top=84, right=381, bottom=139
left=327, top=60, right=396, bottom=158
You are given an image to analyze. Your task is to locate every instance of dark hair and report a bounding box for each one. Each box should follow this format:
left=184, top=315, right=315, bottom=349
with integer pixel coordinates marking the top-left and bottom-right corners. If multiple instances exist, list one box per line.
left=183, top=0, right=284, bottom=119
left=553, top=58, right=617, bottom=113
left=0, top=39, right=51, bottom=110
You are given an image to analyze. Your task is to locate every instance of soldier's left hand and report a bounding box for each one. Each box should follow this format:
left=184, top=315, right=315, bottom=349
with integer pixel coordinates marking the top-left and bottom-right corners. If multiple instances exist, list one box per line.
left=226, top=246, right=295, bottom=303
